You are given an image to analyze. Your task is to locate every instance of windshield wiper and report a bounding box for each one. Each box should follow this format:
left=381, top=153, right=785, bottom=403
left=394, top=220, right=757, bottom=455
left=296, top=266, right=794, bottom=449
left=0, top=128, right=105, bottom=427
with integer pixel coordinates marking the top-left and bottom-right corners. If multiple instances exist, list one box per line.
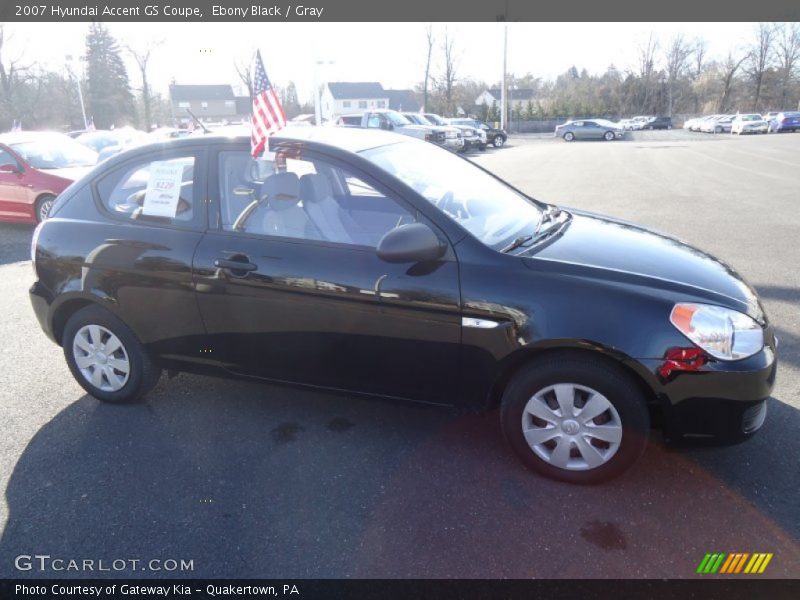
left=501, top=235, right=534, bottom=253
left=533, top=205, right=562, bottom=238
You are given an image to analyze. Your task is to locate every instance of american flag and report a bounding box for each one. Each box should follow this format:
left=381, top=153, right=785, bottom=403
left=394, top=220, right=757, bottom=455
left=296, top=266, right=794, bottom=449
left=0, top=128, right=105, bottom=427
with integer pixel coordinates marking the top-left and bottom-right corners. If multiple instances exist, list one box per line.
left=250, top=50, right=287, bottom=157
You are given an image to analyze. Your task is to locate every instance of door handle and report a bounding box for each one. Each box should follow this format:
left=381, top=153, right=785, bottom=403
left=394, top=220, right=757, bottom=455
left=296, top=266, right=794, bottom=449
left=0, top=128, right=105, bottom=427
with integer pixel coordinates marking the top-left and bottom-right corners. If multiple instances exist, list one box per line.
left=214, top=257, right=257, bottom=274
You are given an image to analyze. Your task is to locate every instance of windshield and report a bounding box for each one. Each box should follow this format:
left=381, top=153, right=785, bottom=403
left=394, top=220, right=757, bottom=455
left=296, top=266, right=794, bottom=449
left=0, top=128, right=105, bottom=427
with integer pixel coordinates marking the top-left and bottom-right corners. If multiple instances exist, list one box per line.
left=361, top=141, right=544, bottom=250
left=385, top=112, right=411, bottom=126
left=410, top=114, right=433, bottom=125
left=425, top=114, right=446, bottom=126
left=740, top=115, right=760, bottom=121
left=11, top=136, right=98, bottom=169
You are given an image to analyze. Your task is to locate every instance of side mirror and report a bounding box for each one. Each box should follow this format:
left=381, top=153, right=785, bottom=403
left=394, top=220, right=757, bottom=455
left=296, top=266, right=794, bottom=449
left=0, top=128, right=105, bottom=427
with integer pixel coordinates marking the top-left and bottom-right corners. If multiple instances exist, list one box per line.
left=377, top=223, right=446, bottom=264
left=0, top=163, right=20, bottom=174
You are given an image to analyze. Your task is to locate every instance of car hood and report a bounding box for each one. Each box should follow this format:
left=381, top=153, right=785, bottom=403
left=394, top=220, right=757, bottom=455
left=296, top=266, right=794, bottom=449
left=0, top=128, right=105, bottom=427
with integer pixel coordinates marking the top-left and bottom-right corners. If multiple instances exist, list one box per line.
left=39, top=166, right=95, bottom=182
left=525, top=210, right=764, bottom=321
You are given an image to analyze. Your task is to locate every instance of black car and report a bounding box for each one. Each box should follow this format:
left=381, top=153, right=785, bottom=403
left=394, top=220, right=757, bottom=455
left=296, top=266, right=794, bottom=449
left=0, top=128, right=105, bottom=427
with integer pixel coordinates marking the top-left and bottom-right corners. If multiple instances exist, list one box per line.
left=644, top=116, right=672, bottom=130
left=449, top=118, right=508, bottom=148
left=30, top=128, right=776, bottom=483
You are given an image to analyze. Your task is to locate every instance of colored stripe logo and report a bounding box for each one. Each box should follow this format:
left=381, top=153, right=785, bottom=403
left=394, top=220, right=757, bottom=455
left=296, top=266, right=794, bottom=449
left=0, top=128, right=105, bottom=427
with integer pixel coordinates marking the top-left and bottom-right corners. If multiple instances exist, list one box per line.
left=697, top=552, right=773, bottom=574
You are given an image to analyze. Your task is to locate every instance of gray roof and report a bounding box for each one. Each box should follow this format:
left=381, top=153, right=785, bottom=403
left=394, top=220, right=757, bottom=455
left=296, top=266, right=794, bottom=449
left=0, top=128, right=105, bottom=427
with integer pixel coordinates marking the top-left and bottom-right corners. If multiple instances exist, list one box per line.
left=385, top=89, right=420, bottom=112
left=327, top=82, right=386, bottom=99
left=169, top=85, right=235, bottom=102
left=486, top=88, right=535, bottom=101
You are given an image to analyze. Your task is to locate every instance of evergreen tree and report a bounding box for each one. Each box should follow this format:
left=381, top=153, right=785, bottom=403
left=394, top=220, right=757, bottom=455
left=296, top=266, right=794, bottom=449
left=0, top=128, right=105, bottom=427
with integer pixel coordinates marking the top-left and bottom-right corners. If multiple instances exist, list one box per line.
left=84, top=23, right=135, bottom=128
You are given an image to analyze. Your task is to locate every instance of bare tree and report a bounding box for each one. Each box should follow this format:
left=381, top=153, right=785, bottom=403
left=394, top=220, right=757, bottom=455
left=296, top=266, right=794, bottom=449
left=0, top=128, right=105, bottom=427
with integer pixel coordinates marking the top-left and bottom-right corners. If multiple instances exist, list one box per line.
left=774, top=22, right=800, bottom=109
left=636, top=33, right=659, bottom=112
left=745, top=23, right=775, bottom=111
left=422, top=25, right=435, bottom=111
left=0, top=25, right=31, bottom=124
left=234, top=50, right=257, bottom=98
left=664, top=34, right=693, bottom=116
left=690, top=37, right=708, bottom=113
left=126, top=39, right=163, bottom=132
left=439, top=28, right=457, bottom=116
left=719, top=51, right=747, bottom=112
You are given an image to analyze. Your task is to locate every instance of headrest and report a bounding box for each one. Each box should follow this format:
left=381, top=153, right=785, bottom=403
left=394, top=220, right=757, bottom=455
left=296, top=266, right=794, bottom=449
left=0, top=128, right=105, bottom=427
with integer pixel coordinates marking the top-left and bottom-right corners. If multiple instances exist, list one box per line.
left=260, top=172, right=300, bottom=207
left=299, top=174, right=334, bottom=204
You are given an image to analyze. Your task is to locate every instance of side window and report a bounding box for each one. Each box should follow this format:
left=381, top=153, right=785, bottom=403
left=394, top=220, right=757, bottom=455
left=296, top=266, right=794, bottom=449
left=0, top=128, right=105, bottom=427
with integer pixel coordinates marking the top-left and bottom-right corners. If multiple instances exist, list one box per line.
left=96, top=153, right=201, bottom=226
left=573, top=121, right=583, bottom=127
left=366, top=114, right=380, bottom=128
left=0, top=148, right=18, bottom=169
left=217, top=150, right=416, bottom=248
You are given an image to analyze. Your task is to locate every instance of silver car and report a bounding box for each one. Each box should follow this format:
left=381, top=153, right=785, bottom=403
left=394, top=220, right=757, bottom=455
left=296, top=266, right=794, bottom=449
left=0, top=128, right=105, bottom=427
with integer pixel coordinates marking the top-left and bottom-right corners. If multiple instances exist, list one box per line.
left=554, top=119, right=624, bottom=142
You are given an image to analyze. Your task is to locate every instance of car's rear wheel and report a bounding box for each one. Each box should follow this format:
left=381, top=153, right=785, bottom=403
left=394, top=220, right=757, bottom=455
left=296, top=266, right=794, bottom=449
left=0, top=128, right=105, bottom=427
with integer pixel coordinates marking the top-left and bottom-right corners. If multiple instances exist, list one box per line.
left=493, top=136, right=505, bottom=148
left=63, top=305, right=161, bottom=404
left=35, top=194, right=56, bottom=223
left=563, top=132, right=575, bottom=142
left=603, top=131, right=615, bottom=141
left=500, top=354, right=650, bottom=484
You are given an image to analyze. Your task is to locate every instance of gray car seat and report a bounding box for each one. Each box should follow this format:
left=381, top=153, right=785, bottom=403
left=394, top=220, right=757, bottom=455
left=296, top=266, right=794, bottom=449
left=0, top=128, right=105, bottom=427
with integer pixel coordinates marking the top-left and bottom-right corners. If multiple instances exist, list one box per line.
left=299, top=174, right=373, bottom=246
left=257, top=172, right=319, bottom=239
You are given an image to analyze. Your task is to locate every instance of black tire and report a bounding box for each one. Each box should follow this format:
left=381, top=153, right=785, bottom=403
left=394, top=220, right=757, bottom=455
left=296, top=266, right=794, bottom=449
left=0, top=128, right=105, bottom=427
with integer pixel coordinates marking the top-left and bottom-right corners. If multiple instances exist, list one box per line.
left=603, top=131, right=615, bottom=141
left=500, top=353, right=650, bottom=484
left=478, top=143, right=487, bottom=151
left=35, top=194, right=56, bottom=223
left=63, top=304, right=162, bottom=404
left=493, top=136, right=506, bottom=148
left=563, top=132, right=575, bottom=142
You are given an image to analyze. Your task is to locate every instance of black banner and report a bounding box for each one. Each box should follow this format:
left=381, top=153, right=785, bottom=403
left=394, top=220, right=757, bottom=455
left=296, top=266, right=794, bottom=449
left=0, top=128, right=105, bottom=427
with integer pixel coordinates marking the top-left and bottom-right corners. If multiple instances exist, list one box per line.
left=1, top=0, right=800, bottom=22
left=2, top=580, right=800, bottom=600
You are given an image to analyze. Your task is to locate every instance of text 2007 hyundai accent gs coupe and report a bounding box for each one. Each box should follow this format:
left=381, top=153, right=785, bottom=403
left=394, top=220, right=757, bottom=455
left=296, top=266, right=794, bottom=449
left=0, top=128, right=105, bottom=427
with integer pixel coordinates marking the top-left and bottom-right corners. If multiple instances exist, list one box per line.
left=29, top=128, right=777, bottom=483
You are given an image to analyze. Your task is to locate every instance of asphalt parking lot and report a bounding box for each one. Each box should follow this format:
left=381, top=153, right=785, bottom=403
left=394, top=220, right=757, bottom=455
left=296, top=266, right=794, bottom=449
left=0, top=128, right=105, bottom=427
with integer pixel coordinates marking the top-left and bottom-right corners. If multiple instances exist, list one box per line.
left=0, top=131, right=798, bottom=579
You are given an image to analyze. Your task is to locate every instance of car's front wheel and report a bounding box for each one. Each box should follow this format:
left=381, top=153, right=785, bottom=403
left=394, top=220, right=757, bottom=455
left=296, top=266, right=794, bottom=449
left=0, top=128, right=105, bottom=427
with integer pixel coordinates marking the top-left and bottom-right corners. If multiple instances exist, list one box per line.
left=63, top=305, right=162, bottom=403
left=501, top=353, right=650, bottom=484
left=493, top=136, right=506, bottom=148
left=563, top=132, right=575, bottom=142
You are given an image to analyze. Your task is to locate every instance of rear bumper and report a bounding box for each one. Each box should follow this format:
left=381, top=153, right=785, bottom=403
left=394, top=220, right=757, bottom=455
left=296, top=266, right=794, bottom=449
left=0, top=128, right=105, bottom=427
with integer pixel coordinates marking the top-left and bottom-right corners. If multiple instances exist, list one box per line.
left=628, top=345, right=777, bottom=445
left=29, top=280, right=57, bottom=343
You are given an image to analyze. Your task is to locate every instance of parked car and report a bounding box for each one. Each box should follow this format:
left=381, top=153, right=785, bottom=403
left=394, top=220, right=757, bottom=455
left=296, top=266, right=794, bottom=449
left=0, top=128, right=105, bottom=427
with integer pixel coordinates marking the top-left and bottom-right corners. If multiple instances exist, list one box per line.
left=555, top=119, right=624, bottom=141
left=337, top=110, right=440, bottom=144
left=0, top=131, right=97, bottom=223
left=448, top=118, right=508, bottom=148
left=700, top=115, right=734, bottom=134
left=77, top=127, right=149, bottom=163
left=767, top=111, right=800, bottom=133
left=623, top=116, right=653, bottom=130
left=423, top=113, right=484, bottom=151
left=402, top=113, right=464, bottom=151
left=761, top=111, right=780, bottom=125
left=730, top=114, right=768, bottom=135
left=642, top=116, right=672, bottom=130
left=688, top=115, right=719, bottom=132
left=29, top=128, right=776, bottom=483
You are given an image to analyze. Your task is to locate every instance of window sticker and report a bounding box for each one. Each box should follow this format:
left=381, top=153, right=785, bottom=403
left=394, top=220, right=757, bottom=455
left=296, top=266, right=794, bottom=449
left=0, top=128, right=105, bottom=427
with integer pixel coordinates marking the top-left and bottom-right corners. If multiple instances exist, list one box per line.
left=142, top=161, right=185, bottom=218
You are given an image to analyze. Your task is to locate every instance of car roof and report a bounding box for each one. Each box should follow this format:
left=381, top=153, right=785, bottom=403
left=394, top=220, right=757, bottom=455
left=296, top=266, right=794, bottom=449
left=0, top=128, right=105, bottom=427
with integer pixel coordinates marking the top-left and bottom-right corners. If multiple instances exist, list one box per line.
left=103, top=126, right=408, bottom=160
left=0, top=131, right=72, bottom=145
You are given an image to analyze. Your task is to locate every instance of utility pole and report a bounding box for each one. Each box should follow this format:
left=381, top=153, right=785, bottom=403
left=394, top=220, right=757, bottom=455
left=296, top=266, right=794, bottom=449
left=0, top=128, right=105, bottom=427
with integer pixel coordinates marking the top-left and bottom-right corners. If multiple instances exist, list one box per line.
left=65, top=55, right=88, bottom=130
left=501, top=25, right=507, bottom=130
left=313, top=59, right=335, bottom=126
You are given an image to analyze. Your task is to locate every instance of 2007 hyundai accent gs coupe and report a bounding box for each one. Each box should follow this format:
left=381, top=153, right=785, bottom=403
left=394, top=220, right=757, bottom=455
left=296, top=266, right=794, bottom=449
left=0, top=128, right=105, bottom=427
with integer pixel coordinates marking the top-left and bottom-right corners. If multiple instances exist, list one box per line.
left=29, top=128, right=777, bottom=483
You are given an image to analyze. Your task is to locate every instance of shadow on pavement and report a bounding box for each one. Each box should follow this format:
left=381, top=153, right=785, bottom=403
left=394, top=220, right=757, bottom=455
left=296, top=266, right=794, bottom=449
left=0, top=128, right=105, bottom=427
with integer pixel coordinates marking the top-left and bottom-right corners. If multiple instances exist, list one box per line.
left=0, top=223, right=34, bottom=266
left=1, top=375, right=798, bottom=579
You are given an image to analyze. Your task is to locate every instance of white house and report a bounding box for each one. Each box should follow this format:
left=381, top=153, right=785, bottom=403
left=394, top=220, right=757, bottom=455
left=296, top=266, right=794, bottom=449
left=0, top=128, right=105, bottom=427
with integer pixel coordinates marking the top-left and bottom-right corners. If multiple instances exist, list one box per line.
left=321, top=82, right=389, bottom=122
left=475, top=88, right=536, bottom=112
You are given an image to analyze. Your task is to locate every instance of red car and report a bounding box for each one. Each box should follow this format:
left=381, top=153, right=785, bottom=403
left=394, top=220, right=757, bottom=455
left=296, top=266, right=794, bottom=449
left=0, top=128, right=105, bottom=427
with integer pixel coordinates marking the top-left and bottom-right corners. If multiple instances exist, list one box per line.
left=0, top=132, right=97, bottom=223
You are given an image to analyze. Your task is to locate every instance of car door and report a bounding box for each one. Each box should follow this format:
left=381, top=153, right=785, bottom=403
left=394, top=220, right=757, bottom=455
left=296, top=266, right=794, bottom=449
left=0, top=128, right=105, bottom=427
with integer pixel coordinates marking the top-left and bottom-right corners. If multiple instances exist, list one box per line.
left=0, top=146, right=29, bottom=220
left=192, top=143, right=462, bottom=405
left=582, top=121, right=603, bottom=139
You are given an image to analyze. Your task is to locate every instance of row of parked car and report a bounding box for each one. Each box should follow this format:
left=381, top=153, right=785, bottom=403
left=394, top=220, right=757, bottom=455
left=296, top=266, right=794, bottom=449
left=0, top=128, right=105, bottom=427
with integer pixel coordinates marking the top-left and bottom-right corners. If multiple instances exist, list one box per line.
left=684, top=111, right=800, bottom=134
left=334, top=109, right=508, bottom=153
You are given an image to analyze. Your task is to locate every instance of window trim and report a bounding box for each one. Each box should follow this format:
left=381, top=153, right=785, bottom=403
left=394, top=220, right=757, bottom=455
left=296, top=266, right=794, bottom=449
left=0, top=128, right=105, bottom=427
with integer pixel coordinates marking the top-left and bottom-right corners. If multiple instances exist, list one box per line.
left=91, top=148, right=209, bottom=232
left=208, top=145, right=438, bottom=253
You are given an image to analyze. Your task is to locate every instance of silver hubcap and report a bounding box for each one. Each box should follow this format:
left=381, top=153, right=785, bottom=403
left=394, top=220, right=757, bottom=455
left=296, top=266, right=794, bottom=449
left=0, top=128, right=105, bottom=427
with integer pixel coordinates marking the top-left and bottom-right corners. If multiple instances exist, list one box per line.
left=521, top=383, right=623, bottom=471
left=39, top=199, right=53, bottom=221
left=72, top=325, right=130, bottom=392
